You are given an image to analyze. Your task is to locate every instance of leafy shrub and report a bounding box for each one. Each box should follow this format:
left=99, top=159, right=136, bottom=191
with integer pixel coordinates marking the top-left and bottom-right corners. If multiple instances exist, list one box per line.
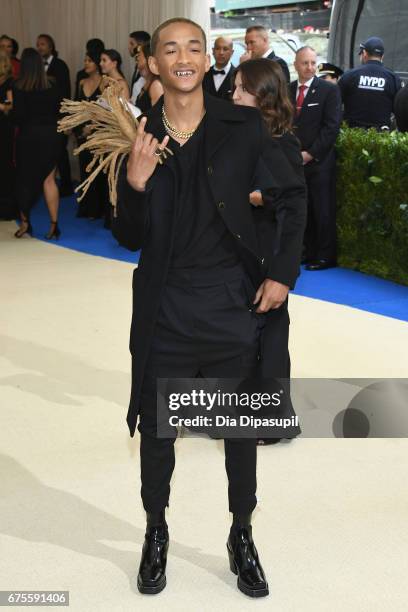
left=336, top=127, right=408, bottom=285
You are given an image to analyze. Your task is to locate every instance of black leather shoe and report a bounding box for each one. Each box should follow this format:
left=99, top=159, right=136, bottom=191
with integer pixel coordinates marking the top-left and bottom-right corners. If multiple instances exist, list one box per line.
left=305, top=259, right=336, bottom=271
left=227, top=523, right=269, bottom=598
left=137, top=512, right=168, bottom=595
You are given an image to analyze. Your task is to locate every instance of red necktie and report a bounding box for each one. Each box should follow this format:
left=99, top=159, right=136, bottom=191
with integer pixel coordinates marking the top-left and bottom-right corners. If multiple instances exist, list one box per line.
left=296, top=84, right=307, bottom=116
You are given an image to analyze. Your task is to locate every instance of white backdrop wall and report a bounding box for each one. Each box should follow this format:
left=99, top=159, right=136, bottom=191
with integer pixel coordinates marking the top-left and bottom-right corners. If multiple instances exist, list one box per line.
left=1, top=0, right=211, bottom=86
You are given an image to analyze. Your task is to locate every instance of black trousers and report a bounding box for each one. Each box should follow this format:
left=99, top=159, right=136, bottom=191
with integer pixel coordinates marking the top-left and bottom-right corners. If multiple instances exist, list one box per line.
left=136, top=264, right=263, bottom=515
left=303, top=152, right=337, bottom=262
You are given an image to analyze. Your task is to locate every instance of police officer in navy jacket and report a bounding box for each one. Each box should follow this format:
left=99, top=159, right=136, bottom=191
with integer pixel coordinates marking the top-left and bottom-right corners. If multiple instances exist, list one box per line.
left=338, top=37, right=401, bottom=130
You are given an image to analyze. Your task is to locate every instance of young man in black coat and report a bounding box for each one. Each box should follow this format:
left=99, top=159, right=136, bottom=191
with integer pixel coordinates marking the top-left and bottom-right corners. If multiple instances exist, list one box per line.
left=37, top=34, right=72, bottom=196
left=112, top=17, right=306, bottom=599
left=290, top=46, right=341, bottom=270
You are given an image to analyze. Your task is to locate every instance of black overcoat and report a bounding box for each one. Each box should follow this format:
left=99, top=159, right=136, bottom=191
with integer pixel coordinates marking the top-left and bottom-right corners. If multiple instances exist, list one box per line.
left=112, top=93, right=306, bottom=436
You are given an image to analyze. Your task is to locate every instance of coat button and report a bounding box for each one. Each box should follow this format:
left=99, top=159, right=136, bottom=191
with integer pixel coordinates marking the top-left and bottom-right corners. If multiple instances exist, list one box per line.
left=260, top=257, right=265, bottom=265
left=207, top=165, right=213, bottom=175
left=235, top=233, right=241, bottom=239
left=218, top=201, right=225, bottom=209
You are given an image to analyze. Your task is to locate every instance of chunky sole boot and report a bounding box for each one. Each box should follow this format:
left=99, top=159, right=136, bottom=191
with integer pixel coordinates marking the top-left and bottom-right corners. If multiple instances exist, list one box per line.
left=137, top=513, right=169, bottom=595
left=227, top=525, right=269, bottom=598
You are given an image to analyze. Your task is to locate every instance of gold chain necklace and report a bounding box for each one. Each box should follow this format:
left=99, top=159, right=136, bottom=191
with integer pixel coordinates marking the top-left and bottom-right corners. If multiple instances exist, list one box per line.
left=162, top=105, right=204, bottom=139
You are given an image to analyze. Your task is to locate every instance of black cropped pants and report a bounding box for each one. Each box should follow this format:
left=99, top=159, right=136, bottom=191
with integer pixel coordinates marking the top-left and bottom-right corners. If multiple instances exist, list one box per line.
left=137, top=264, right=263, bottom=515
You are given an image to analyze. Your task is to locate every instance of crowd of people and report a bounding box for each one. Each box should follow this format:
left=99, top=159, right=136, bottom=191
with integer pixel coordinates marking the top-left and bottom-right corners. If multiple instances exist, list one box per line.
left=0, top=30, right=154, bottom=234
left=0, top=26, right=406, bottom=264
left=1, top=17, right=406, bottom=599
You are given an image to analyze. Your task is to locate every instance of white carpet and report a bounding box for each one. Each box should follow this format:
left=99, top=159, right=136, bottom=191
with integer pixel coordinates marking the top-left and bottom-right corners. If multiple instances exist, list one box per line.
left=1, top=222, right=407, bottom=611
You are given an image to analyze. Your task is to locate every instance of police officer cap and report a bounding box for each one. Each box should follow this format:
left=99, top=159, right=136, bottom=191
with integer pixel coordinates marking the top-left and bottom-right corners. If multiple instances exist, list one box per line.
left=318, top=62, right=343, bottom=78
left=359, top=37, right=385, bottom=55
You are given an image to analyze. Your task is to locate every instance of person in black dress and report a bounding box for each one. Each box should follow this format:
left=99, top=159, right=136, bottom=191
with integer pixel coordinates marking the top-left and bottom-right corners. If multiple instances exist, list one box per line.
left=0, top=50, right=16, bottom=219
left=135, top=42, right=163, bottom=112
left=74, top=38, right=104, bottom=99
left=233, top=58, right=304, bottom=446
left=75, top=49, right=110, bottom=224
left=12, top=48, right=64, bottom=239
left=36, top=34, right=72, bottom=197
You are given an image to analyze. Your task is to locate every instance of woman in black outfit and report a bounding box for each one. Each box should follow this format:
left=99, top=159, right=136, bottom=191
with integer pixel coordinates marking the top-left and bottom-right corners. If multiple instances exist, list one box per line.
left=0, top=50, right=16, bottom=219
left=135, top=42, right=163, bottom=113
left=75, top=49, right=110, bottom=224
left=12, top=48, right=63, bottom=239
left=233, top=58, right=304, bottom=446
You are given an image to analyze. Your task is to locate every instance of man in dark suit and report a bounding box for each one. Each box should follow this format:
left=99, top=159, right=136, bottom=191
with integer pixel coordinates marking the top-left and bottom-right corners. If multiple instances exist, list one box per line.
left=290, top=46, right=341, bottom=270
left=37, top=34, right=72, bottom=197
left=241, top=25, right=290, bottom=83
left=112, top=17, right=306, bottom=599
left=203, top=36, right=235, bottom=100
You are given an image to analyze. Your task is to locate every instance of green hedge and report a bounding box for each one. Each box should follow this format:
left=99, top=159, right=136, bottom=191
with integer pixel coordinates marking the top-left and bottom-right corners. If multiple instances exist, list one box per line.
left=336, top=127, right=408, bottom=286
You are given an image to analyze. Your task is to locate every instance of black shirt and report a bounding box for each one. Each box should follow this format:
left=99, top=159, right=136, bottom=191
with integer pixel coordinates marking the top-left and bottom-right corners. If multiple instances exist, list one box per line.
left=166, top=115, right=239, bottom=270
left=136, top=89, right=152, bottom=113
left=338, top=60, right=402, bottom=129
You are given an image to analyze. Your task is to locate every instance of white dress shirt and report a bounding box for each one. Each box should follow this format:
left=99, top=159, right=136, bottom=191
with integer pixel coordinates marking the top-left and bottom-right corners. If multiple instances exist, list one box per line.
left=43, top=55, right=53, bottom=72
left=131, top=76, right=146, bottom=104
left=213, top=61, right=231, bottom=91
left=296, top=76, right=315, bottom=100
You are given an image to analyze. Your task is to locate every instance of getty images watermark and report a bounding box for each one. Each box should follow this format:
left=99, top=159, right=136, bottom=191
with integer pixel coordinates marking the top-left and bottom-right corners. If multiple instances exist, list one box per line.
left=167, top=387, right=298, bottom=430
left=156, top=378, right=408, bottom=439
left=157, top=378, right=300, bottom=439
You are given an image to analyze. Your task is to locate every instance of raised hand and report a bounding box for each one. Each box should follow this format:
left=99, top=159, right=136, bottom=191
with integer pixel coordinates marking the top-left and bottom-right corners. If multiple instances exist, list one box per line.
left=127, top=116, right=170, bottom=192
left=239, top=50, right=252, bottom=64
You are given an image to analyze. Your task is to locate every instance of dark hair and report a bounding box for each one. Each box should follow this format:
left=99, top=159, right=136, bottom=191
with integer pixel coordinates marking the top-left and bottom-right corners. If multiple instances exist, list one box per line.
left=15, top=47, right=51, bottom=91
left=151, top=18, right=206, bottom=55
left=86, top=51, right=102, bottom=73
left=138, top=41, right=158, bottom=85
left=0, top=34, right=13, bottom=52
left=37, top=33, right=57, bottom=57
left=11, top=38, right=19, bottom=57
left=235, top=58, right=294, bottom=135
left=140, top=41, right=152, bottom=61
left=86, top=38, right=104, bottom=54
left=129, top=30, right=150, bottom=44
left=101, top=49, right=124, bottom=77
